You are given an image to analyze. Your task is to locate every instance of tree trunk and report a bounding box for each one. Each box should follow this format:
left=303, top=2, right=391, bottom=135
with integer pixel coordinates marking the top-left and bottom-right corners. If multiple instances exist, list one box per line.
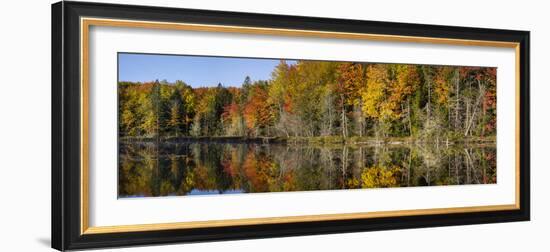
left=407, top=97, right=412, bottom=137
left=464, top=82, right=485, bottom=136
left=328, top=95, right=333, bottom=135
left=454, top=69, right=460, bottom=131
left=340, top=95, right=348, bottom=138
left=425, top=67, right=432, bottom=121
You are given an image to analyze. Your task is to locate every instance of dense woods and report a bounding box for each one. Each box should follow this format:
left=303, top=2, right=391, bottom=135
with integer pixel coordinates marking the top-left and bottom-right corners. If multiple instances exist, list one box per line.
left=118, top=61, right=496, bottom=142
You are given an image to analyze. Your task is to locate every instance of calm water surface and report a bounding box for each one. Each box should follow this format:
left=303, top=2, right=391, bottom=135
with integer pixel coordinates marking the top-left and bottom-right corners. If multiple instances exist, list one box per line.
left=118, top=142, right=496, bottom=198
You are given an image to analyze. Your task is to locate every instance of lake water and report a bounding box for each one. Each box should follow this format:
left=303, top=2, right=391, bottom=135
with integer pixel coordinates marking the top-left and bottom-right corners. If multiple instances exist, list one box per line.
left=118, top=142, right=496, bottom=198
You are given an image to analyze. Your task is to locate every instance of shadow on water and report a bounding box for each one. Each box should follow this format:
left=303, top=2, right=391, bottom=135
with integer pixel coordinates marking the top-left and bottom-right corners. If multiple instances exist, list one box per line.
left=118, top=142, right=496, bottom=198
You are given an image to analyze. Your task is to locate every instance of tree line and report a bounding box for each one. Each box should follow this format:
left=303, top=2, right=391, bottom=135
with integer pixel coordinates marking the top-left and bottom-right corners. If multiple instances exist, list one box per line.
left=118, top=60, right=496, bottom=141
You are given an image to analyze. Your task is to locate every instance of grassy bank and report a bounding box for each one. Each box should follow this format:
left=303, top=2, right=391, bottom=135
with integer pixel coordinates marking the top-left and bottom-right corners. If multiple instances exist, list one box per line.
left=120, top=136, right=292, bottom=144
left=274, top=135, right=495, bottom=145
left=120, top=135, right=496, bottom=146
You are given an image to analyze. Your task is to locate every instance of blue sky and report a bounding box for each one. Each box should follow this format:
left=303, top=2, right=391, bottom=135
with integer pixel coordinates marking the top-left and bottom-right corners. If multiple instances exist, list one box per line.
left=118, top=53, right=290, bottom=88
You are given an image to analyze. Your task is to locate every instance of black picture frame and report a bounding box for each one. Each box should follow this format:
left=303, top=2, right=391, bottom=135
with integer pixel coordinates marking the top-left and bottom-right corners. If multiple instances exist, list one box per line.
left=52, top=1, right=530, bottom=251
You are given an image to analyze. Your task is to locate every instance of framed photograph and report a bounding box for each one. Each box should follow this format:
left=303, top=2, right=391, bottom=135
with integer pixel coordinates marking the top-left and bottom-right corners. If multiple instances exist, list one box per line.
left=52, top=1, right=530, bottom=250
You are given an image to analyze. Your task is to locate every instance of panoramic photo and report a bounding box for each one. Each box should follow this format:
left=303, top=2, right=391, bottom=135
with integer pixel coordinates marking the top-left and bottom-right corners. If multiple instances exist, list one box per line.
left=117, top=53, right=497, bottom=198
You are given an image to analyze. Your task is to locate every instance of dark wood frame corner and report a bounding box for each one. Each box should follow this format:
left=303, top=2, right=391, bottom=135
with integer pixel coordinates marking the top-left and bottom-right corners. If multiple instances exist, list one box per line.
left=52, top=1, right=530, bottom=251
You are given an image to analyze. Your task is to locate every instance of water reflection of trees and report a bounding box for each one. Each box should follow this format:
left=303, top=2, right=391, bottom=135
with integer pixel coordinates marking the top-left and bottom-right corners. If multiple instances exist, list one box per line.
left=118, top=143, right=496, bottom=198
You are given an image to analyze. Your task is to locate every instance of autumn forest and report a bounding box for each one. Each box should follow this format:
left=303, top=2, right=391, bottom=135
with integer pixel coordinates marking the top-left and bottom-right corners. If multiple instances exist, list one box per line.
left=118, top=55, right=497, bottom=197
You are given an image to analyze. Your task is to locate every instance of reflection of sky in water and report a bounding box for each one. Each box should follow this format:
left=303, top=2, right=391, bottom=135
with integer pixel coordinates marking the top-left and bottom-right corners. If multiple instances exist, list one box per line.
left=188, top=189, right=245, bottom=196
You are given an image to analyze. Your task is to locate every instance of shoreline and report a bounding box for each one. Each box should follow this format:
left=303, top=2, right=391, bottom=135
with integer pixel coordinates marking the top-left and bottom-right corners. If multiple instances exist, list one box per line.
left=119, top=135, right=496, bottom=146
